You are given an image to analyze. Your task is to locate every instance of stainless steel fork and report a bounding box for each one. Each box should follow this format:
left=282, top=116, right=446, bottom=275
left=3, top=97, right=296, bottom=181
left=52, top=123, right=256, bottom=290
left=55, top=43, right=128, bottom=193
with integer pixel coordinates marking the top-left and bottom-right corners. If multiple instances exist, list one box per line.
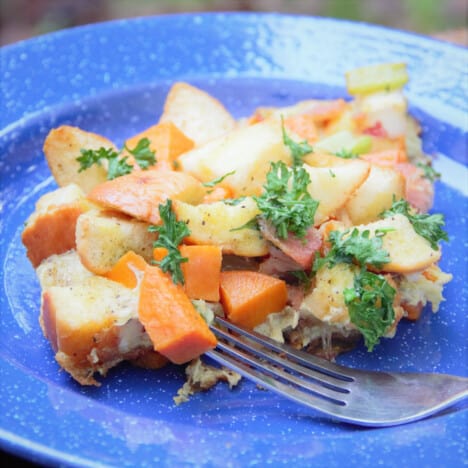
left=206, top=316, right=468, bottom=427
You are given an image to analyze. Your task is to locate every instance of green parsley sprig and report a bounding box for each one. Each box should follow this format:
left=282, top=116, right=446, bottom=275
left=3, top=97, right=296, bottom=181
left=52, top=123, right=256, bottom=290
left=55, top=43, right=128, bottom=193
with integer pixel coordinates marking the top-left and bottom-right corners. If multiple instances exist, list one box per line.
left=202, top=170, right=236, bottom=193
left=416, top=162, right=441, bottom=183
left=148, top=200, right=190, bottom=285
left=281, top=117, right=314, bottom=167
left=314, top=228, right=391, bottom=272
left=124, top=138, right=157, bottom=169
left=254, top=161, right=319, bottom=239
left=223, top=197, right=246, bottom=206
left=380, top=198, right=448, bottom=250
left=230, top=217, right=260, bottom=232
left=334, top=149, right=359, bottom=159
left=77, top=137, right=156, bottom=180
left=344, top=270, right=396, bottom=351
left=313, top=227, right=395, bottom=351
left=291, top=270, right=313, bottom=291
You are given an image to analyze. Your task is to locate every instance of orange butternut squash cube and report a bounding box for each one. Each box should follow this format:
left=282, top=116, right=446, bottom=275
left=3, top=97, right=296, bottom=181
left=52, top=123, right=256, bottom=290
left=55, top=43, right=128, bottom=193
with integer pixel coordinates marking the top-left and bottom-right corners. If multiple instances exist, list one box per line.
left=180, top=245, right=222, bottom=302
left=123, top=121, right=194, bottom=170
left=220, top=271, right=288, bottom=329
left=87, top=168, right=205, bottom=224
left=138, top=265, right=217, bottom=364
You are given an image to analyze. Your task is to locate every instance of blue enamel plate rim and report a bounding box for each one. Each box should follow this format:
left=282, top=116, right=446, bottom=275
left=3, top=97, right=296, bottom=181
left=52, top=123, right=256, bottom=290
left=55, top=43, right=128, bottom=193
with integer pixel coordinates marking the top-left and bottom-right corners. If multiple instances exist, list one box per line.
left=2, top=12, right=467, bottom=133
left=0, top=12, right=467, bottom=467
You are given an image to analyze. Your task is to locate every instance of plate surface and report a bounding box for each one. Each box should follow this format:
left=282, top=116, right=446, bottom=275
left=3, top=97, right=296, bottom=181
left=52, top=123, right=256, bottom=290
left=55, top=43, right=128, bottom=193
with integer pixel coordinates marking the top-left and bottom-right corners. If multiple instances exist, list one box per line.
left=0, top=13, right=467, bottom=467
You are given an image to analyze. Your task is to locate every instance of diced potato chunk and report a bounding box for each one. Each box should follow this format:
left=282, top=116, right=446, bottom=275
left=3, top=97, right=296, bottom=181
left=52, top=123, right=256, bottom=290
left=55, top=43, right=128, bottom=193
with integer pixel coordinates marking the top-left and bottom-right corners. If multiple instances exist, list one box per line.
left=178, top=119, right=292, bottom=197
left=302, top=160, right=370, bottom=225
left=301, top=263, right=357, bottom=325
left=353, top=214, right=441, bottom=273
left=345, top=165, right=405, bottom=225
left=173, top=198, right=268, bottom=257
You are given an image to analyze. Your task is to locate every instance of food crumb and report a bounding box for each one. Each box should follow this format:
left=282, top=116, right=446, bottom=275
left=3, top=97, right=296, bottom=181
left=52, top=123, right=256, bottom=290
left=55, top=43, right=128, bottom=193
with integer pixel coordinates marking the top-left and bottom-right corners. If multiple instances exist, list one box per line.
left=174, top=358, right=241, bottom=404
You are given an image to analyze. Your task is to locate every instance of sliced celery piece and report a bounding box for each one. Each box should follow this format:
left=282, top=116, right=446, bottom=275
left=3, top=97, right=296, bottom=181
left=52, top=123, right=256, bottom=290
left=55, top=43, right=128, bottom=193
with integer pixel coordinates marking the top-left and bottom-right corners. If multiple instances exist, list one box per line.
left=351, top=135, right=373, bottom=155
left=315, top=130, right=372, bottom=155
left=346, top=63, right=408, bottom=96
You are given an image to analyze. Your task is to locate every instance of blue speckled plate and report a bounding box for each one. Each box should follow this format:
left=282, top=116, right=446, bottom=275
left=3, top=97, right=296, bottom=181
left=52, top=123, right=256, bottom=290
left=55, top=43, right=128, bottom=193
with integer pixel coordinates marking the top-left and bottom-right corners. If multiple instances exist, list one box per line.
left=0, top=13, right=467, bottom=467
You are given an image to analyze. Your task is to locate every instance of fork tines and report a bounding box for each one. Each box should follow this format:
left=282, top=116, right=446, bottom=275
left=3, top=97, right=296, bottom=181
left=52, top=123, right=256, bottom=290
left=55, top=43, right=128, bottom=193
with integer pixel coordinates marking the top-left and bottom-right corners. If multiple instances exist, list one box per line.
left=206, top=316, right=468, bottom=426
left=207, top=316, right=355, bottom=407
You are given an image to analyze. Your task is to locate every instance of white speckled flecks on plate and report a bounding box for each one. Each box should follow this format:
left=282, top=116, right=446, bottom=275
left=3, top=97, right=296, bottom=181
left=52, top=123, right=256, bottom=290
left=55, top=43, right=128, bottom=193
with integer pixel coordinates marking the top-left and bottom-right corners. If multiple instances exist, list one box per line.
left=0, top=13, right=467, bottom=467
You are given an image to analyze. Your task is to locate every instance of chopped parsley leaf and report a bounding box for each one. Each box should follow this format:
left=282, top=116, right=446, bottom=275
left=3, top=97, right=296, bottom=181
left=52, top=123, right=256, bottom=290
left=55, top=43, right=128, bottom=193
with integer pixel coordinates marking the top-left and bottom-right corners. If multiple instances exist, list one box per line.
left=281, top=117, right=314, bottom=167
left=254, top=161, right=318, bottom=239
left=334, top=148, right=359, bottom=159
left=416, top=162, right=441, bottom=183
left=149, top=200, right=190, bottom=285
left=202, top=170, right=236, bottom=188
left=124, top=137, right=157, bottom=169
left=314, top=228, right=390, bottom=272
left=381, top=198, right=448, bottom=250
left=223, top=197, right=246, bottom=206
left=77, top=137, right=156, bottom=179
left=344, top=270, right=395, bottom=351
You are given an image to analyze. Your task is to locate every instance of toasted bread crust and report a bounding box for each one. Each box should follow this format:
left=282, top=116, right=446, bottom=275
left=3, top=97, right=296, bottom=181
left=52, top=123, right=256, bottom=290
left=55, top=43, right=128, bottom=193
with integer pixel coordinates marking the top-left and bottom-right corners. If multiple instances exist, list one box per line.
left=22, top=184, right=90, bottom=267
left=23, top=204, right=85, bottom=267
left=159, top=82, right=236, bottom=146
left=43, top=125, right=114, bottom=193
left=40, top=275, right=157, bottom=386
left=76, top=210, right=156, bottom=274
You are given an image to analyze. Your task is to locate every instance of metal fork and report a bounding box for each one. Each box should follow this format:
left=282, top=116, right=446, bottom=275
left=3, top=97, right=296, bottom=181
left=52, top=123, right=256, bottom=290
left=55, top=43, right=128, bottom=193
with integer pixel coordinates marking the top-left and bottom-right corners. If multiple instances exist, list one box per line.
left=206, top=316, right=468, bottom=427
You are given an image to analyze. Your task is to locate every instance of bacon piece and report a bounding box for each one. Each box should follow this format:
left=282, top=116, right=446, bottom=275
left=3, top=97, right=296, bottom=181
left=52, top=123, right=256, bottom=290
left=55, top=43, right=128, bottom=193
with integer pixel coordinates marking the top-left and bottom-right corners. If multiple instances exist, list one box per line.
left=287, top=285, right=305, bottom=309
left=396, top=163, right=434, bottom=213
left=363, top=121, right=388, bottom=138
left=284, top=114, right=318, bottom=142
left=304, top=99, right=347, bottom=123
left=258, top=219, right=322, bottom=270
left=259, top=246, right=302, bottom=276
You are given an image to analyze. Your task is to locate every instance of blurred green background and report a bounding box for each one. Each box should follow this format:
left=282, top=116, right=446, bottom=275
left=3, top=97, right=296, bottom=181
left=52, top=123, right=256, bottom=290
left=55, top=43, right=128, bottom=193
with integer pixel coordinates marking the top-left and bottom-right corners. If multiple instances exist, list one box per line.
left=1, top=0, right=467, bottom=46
